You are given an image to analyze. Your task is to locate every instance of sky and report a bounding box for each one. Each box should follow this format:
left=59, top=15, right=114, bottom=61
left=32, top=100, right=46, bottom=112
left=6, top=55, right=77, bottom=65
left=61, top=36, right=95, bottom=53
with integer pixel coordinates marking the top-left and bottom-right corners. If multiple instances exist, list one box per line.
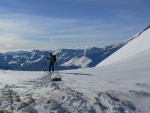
left=0, top=0, right=150, bottom=52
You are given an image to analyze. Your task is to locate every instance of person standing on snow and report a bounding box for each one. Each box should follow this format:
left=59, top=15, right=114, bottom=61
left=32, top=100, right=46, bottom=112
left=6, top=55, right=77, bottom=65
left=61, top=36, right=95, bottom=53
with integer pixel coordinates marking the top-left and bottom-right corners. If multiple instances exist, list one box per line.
left=46, top=53, right=56, bottom=74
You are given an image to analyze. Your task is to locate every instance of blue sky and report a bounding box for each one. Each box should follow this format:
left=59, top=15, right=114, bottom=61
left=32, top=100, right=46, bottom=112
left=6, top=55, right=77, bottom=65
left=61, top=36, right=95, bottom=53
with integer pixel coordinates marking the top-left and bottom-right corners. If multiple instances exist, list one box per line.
left=0, top=0, right=150, bottom=52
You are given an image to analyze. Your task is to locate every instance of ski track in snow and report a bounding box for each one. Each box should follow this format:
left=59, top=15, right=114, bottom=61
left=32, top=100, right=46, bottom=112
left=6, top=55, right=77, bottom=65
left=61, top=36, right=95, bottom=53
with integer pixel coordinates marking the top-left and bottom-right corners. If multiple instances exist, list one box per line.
left=0, top=71, right=150, bottom=113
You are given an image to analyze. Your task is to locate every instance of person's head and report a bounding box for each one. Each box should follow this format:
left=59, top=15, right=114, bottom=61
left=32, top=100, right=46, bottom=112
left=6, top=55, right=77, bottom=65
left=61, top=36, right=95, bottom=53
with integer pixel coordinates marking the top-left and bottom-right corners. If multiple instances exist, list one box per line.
left=50, top=53, right=53, bottom=56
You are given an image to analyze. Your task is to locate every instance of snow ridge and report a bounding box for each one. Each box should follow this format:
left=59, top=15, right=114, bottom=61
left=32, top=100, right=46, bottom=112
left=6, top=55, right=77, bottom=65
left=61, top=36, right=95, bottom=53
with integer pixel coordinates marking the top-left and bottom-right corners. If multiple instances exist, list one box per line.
left=126, top=24, right=150, bottom=43
left=97, top=24, right=150, bottom=66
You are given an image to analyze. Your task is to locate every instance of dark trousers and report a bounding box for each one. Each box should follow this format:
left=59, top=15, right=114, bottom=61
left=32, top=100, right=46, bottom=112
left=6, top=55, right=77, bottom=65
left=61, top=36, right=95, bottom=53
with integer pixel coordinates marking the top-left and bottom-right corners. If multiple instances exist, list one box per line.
left=49, top=63, right=54, bottom=72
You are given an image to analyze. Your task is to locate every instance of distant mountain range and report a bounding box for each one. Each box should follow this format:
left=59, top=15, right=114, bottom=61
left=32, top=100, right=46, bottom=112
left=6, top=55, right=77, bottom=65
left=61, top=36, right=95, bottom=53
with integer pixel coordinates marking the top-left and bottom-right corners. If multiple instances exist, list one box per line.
left=2, top=24, right=149, bottom=71
left=0, top=43, right=126, bottom=71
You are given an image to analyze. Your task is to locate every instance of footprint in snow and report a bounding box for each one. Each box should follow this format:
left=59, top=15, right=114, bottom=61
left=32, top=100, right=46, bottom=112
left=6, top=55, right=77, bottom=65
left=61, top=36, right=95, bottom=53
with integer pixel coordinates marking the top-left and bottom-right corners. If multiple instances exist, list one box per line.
left=95, top=91, right=136, bottom=113
left=129, top=90, right=150, bottom=98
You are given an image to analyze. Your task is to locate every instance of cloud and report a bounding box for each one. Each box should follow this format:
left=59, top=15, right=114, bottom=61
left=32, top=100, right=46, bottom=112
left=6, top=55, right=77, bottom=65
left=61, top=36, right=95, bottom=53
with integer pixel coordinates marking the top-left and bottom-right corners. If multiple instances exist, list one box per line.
left=0, top=11, right=147, bottom=52
left=5, top=44, right=13, bottom=48
left=0, top=13, right=115, bottom=39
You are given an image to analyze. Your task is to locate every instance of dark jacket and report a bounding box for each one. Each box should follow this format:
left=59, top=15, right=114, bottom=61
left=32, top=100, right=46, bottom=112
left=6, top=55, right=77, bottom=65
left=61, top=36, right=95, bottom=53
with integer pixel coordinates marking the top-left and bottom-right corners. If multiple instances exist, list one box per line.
left=46, top=55, right=55, bottom=63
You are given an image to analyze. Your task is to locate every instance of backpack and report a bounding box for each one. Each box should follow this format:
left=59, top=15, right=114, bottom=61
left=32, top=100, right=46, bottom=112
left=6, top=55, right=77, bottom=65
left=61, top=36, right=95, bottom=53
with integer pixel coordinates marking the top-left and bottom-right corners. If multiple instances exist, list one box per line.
left=53, top=55, right=56, bottom=62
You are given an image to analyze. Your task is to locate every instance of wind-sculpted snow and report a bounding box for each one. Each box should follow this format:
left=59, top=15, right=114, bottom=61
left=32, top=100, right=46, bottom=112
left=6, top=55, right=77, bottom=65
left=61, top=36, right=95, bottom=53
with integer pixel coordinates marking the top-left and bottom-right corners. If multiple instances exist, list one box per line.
left=1, top=69, right=150, bottom=112
left=0, top=72, right=95, bottom=113
left=94, top=91, right=136, bottom=113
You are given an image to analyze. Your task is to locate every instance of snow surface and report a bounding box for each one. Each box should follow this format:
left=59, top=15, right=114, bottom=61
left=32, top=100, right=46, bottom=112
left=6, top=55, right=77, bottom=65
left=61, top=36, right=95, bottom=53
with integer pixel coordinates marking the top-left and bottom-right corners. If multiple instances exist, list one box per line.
left=61, top=55, right=92, bottom=68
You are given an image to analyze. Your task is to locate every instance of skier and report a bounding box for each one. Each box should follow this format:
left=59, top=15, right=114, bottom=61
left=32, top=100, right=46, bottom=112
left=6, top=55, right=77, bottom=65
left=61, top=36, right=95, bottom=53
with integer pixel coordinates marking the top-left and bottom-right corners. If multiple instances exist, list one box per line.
left=46, top=53, right=56, bottom=74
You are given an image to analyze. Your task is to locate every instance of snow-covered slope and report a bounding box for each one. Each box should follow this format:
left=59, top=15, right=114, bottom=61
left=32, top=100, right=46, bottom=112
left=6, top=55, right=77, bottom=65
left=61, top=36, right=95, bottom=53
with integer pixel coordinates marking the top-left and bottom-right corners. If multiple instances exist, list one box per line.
left=56, top=45, right=125, bottom=69
left=97, top=24, right=150, bottom=66
left=63, top=49, right=150, bottom=113
left=61, top=55, right=92, bottom=68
